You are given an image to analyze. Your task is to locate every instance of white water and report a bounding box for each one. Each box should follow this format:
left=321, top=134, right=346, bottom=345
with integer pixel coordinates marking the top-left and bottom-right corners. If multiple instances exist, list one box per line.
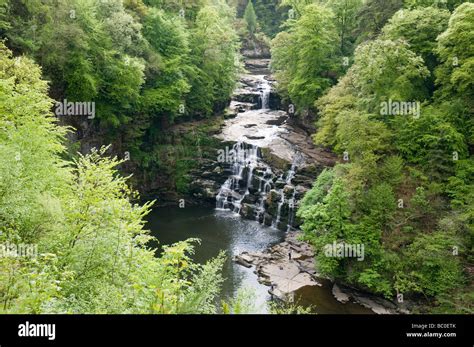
left=259, top=76, right=271, bottom=110
left=215, top=74, right=303, bottom=230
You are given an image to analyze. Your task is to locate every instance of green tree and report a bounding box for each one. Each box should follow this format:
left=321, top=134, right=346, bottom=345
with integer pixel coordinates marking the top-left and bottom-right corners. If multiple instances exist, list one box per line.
left=244, top=1, right=257, bottom=34
left=382, top=7, right=450, bottom=74
left=271, top=3, right=338, bottom=110
left=326, top=0, right=363, bottom=56
left=0, top=42, right=226, bottom=314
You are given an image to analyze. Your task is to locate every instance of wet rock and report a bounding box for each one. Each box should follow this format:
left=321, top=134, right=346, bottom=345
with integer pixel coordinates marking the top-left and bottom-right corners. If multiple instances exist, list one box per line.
left=265, top=190, right=280, bottom=216
left=263, top=213, right=273, bottom=226
left=274, top=179, right=286, bottom=189
left=232, top=90, right=260, bottom=105
left=283, top=185, right=295, bottom=199
left=294, top=185, right=308, bottom=200
left=241, top=194, right=258, bottom=208
left=265, top=114, right=287, bottom=126
left=244, top=58, right=271, bottom=70
left=245, top=135, right=265, bottom=140
left=260, top=147, right=291, bottom=172
left=269, top=91, right=281, bottom=110
left=189, top=179, right=220, bottom=203
left=332, top=284, right=350, bottom=304
left=223, top=108, right=237, bottom=119
left=235, top=231, right=320, bottom=302
left=234, top=254, right=252, bottom=268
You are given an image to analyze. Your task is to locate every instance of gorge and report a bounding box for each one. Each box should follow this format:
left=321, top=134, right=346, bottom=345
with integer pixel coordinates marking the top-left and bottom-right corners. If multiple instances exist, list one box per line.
left=147, top=58, right=394, bottom=314
left=2, top=0, right=471, bottom=317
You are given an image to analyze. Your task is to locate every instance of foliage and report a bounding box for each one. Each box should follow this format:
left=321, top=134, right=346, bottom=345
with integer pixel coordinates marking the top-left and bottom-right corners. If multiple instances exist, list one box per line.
left=0, top=42, right=225, bottom=314
left=271, top=3, right=338, bottom=110
left=293, top=2, right=473, bottom=311
left=244, top=1, right=258, bottom=34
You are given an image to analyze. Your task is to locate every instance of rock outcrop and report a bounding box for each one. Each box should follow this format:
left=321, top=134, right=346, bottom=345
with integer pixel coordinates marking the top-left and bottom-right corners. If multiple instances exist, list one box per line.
left=234, top=231, right=411, bottom=314
left=234, top=231, right=321, bottom=301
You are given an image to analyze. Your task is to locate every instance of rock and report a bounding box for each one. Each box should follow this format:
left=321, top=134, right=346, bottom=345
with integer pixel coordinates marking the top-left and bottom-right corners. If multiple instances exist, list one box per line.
left=332, top=284, right=351, bottom=304
left=265, top=114, right=287, bottom=126
left=245, top=135, right=265, bottom=140
left=353, top=296, right=395, bottom=315
left=283, top=185, right=295, bottom=199
left=274, top=179, right=286, bottom=189
left=240, top=203, right=256, bottom=219
left=258, top=261, right=319, bottom=297
left=213, top=166, right=223, bottom=174
left=263, top=213, right=273, bottom=226
left=260, top=147, right=291, bottom=172
left=234, top=255, right=252, bottom=268
left=294, top=185, right=308, bottom=200
left=235, top=231, right=321, bottom=303
left=223, top=108, right=237, bottom=119
left=244, top=58, right=271, bottom=70
left=232, top=90, right=260, bottom=105
left=189, top=179, right=219, bottom=203
left=241, top=193, right=258, bottom=204
left=269, top=91, right=281, bottom=110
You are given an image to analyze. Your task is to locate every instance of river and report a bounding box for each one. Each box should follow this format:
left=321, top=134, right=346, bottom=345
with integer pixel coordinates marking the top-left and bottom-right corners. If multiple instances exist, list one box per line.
left=147, top=206, right=372, bottom=314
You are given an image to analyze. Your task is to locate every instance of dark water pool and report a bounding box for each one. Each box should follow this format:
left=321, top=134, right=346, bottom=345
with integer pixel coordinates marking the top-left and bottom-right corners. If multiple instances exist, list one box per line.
left=146, top=206, right=371, bottom=314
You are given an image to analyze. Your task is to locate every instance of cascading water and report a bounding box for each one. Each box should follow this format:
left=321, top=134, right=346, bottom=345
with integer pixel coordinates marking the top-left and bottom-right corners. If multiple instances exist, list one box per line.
left=215, top=141, right=304, bottom=230
left=216, top=142, right=258, bottom=212
left=259, top=79, right=271, bottom=110
left=215, top=73, right=303, bottom=230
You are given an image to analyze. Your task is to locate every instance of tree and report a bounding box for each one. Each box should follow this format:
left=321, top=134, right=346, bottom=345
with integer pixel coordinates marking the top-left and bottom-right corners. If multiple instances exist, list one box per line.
left=435, top=2, right=474, bottom=145
left=271, top=3, right=338, bottom=110
left=351, top=39, right=430, bottom=114
left=354, top=0, right=403, bottom=41
left=382, top=7, right=450, bottom=73
left=244, top=1, right=257, bottom=34
left=0, top=42, right=226, bottom=314
left=326, top=0, right=363, bottom=56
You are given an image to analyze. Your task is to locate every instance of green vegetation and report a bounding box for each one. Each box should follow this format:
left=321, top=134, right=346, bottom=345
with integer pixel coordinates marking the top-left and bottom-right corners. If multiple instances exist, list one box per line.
left=0, top=42, right=226, bottom=313
left=1, top=0, right=472, bottom=315
left=284, top=1, right=473, bottom=313
left=244, top=0, right=258, bottom=34
left=0, top=0, right=240, bottom=194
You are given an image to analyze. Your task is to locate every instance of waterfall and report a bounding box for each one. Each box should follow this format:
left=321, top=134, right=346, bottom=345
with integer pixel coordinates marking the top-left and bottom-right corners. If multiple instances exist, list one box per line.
left=259, top=77, right=271, bottom=110
left=287, top=188, right=297, bottom=231
left=216, top=142, right=259, bottom=212
left=215, top=72, right=303, bottom=230
left=216, top=140, right=303, bottom=231
left=272, top=190, right=285, bottom=229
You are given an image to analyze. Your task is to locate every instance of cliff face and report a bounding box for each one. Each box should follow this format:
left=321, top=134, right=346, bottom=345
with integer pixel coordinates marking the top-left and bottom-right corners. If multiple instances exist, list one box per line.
left=241, top=37, right=271, bottom=58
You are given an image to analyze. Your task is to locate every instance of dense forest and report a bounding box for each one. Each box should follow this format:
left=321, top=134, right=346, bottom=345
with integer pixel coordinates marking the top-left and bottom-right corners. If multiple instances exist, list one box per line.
left=273, top=0, right=473, bottom=312
left=0, top=0, right=472, bottom=314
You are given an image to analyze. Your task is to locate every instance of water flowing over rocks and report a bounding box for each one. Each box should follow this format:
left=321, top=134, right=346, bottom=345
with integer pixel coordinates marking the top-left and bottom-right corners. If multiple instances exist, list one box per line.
left=212, top=59, right=336, bottom=231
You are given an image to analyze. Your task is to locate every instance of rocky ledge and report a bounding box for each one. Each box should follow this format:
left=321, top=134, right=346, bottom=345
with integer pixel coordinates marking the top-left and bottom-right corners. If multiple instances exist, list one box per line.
left=234, top=231, right=411, bottom=314
left=234, top=231, right=321, bottom=301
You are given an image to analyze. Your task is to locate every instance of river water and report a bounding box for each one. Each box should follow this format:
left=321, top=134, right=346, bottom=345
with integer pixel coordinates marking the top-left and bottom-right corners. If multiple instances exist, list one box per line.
left=147, top=206, right=372, bottom=314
